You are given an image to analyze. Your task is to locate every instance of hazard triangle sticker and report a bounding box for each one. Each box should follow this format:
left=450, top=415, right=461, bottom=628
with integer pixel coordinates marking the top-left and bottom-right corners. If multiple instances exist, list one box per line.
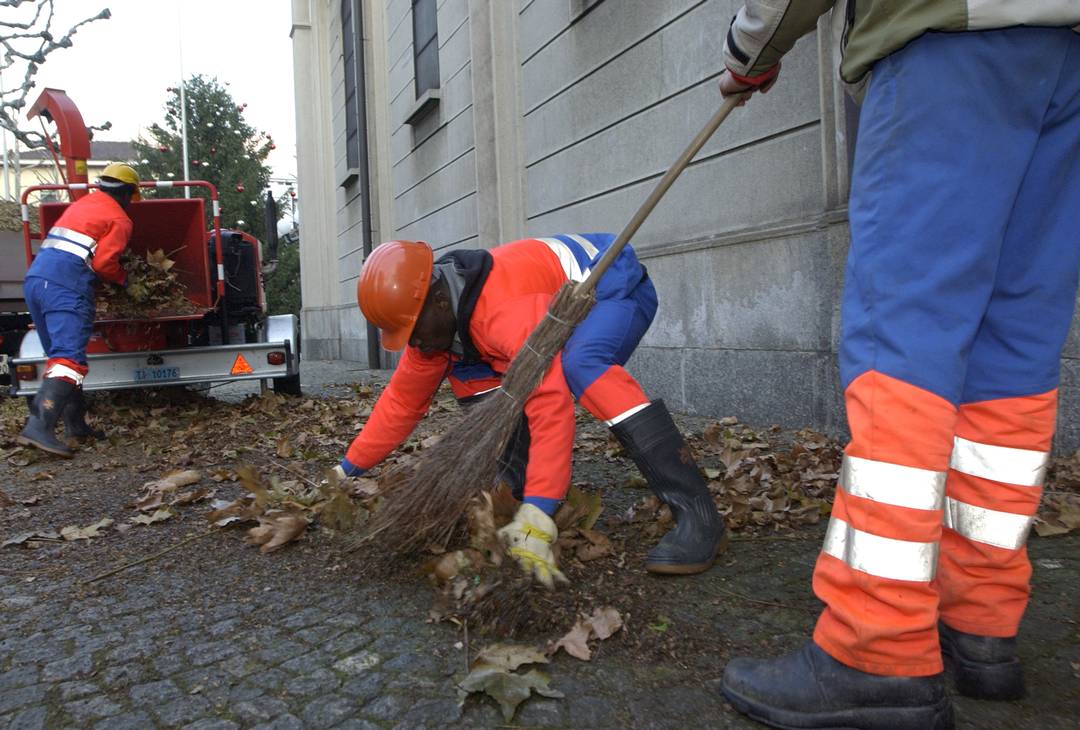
left=230, top=353, right=254, bottom=375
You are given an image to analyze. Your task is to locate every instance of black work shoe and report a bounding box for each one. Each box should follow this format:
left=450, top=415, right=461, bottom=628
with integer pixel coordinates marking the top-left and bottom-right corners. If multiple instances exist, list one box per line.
left=18, top=378, right=76, bottom=458
left=721, top=642, right=954, bottom=730
left=62, top=387, right=106, bottom=441
left=610, top=400, right=725, bottom=574
left=939, top=622, right=1024, bottom=701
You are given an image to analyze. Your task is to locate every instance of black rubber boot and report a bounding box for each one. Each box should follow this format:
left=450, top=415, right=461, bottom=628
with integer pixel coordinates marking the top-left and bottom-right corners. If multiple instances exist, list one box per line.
left=939, top=621, right=1024, bottom=700
left=498, top=414, right=530, bottom=501
left=62, top=387, right=106, bottom=441
left=610, top=400, right=725, bottom=574
left=18, top=378, right=76, bottom=458
left=721, top=641, right=954, bottom=730
left=459, top=392, right=530, bottom=500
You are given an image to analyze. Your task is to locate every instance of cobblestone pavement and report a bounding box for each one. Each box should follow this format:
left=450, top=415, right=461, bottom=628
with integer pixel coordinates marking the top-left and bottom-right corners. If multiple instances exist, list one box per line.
left=1, top=362, right=1077, bottom=729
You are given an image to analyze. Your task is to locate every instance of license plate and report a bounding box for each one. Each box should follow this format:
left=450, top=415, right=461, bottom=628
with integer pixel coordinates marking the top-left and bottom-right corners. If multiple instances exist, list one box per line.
left=134, top=366, right=180, bottom=382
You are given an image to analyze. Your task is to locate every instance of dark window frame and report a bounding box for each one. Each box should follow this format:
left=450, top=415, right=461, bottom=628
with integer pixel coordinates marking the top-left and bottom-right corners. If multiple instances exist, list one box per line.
left=412, top=0, right=440, bottom=98
left=341, top=0, right=361, bottom=172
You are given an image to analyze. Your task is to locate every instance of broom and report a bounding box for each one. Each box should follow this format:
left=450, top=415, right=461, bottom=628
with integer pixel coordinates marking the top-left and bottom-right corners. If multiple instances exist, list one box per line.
left=361, top=94, right=745, bottom=553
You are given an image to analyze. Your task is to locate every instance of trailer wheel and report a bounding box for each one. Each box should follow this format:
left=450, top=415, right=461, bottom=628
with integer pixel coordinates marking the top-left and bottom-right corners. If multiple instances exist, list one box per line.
left=273, top=373, right=301, bottom=396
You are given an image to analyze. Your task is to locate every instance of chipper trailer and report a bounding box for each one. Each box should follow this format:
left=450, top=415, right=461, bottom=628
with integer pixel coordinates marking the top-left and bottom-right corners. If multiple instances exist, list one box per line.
left=5, top=88, right=300, bottom=398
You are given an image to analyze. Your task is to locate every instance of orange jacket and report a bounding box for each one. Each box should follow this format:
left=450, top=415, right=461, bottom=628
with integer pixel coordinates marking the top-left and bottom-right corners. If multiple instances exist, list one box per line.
left=29, top=191, right=132, bottom=296
left=345, top=239, right=578, bottom=502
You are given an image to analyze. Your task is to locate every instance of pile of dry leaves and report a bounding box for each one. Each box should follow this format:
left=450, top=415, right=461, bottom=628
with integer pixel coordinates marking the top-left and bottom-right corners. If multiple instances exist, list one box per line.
left=629, top=421, right=842, bottom=536
left=96, top=249, right=200, bottom=318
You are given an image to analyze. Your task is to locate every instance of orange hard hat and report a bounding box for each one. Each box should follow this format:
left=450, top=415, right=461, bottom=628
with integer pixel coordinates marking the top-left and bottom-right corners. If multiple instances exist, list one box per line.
left=357, top=240, right=434, bottom=351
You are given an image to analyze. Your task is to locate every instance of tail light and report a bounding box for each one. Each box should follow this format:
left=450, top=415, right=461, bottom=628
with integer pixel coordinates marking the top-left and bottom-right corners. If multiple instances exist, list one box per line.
left=15, top=364, right=38, bottom=381
left=267, top=351, right=286, bottom=366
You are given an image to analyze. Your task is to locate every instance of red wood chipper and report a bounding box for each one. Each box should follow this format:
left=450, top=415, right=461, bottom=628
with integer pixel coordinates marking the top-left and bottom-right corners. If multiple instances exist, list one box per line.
left=6, top=89, right=300, bottom=397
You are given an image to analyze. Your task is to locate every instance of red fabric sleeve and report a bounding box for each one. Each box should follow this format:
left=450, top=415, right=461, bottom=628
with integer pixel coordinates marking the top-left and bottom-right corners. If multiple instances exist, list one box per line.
left=344, top=348, right=449, bottom=469
left=90, top=217, right=133, bottom=285
left=479, top=294, right=575, bottom=503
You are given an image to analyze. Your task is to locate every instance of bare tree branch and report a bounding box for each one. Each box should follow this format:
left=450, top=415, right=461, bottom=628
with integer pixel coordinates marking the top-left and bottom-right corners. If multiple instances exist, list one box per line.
left=0, top=1, right=111, bottom=148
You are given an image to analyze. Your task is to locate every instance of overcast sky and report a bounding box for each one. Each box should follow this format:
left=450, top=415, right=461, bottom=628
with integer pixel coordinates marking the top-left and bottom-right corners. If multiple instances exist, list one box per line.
left=7, top=0, right=297, bottom=185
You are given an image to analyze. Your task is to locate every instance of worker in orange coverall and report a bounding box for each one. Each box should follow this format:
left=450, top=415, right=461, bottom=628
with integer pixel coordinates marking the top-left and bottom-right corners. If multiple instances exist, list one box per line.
left=337, top=235, right=726, bottom=587
left=713, top=3, right=1080, bottom=729
left=18, top=163, right=140, bottom=458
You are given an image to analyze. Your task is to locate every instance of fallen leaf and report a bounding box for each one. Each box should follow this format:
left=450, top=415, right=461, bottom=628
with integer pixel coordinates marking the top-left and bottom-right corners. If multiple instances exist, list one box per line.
left=206, top=496, right=263, bottom=527
left=555, top=485, right=603, bottom=531
left=587, top=606, right=623, bottom=640
left=648, top=614, right=671, bottom=633
left=171, top=488, right=214, bottom=506
left=275, top=438, right=294, bottom=458
left=575, top=528, right=613, bottom=562
left=472, top=643, right=549, bottom=672
left=421, top=549, right=486, bottom=584
left=236, top=465, right=271, bottom=508
left=246, top=511, right=309, bottom=553
left=2, top=530, right=62, bottom=548
left=61, top=518, right=115, bottom=541
left=549, top=619, right=592, bottom=661
left=457, top=666, right=563, bottom=722
left=1033, top=520, right=1070, bottom=537
left=130, top=509, right=174, bottom=526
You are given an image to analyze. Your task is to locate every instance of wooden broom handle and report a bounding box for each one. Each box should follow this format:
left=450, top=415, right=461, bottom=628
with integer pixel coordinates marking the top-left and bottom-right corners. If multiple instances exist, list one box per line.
left=576, top=93, right=744, bottom=294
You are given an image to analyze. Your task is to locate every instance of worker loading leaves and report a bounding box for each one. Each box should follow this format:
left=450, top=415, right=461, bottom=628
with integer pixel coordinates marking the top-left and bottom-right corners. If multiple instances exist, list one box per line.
left=338, top=235, right=725, bottom=586
left=18, top=163, right=141, bottom=458
left=714, top=3, right=1080, bottom=730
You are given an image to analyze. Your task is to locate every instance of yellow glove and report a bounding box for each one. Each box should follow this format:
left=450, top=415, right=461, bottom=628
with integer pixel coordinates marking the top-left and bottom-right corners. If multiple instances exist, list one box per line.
left=497, top=503, right=569, bottom=590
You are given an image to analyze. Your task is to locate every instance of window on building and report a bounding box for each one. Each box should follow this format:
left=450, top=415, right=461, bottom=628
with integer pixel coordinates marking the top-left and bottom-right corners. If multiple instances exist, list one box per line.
left=412, top=0, right=439, bottom=98
left=341, top=0, right=361, bottom=170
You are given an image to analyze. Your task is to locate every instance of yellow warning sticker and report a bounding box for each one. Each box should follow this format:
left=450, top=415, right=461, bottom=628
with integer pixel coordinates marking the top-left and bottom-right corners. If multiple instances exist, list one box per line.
left=230, top=353, right=254, bottom=375
left=75, top=160, right=87, bottom=176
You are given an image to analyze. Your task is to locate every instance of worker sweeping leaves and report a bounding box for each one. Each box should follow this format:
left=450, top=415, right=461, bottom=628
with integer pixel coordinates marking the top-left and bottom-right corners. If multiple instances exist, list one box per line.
left=18, top=163, right=140, bottom=457
left=338, top=235, right=725, bottom=586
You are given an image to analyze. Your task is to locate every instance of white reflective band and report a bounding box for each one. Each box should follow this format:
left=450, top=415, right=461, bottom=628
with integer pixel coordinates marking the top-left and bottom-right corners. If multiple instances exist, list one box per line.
left=70, top=183, right=88, bottom=190
left=605, top=402, right=650, bottom=427
left=566, top=234, right=599, bottom=259
left=49, top=226, right=96, bottom=248
left=218, top=264, right=225, bottom=280
left=951, top=436, right=1048, bottom=487
left=536, top=237, right=590, bottom=282
left=41, top=239, right=93, bottom=261
left=155, top=181, right=174, bottom=187
left=45, top=364, right=85, bottom=385
left=20, top=204, right=28, bottom=222
left=840, top=455, right=946, bottom=511
left=943, top=497, right=1034, bottom=550
left=822, top=517, right=938, bottom=582
left=213, top=200, right=221, bottom=216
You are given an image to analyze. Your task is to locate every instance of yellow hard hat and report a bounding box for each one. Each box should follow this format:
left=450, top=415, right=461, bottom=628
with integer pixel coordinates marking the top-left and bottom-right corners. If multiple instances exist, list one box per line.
left=100, top=163, right=141, bottom=201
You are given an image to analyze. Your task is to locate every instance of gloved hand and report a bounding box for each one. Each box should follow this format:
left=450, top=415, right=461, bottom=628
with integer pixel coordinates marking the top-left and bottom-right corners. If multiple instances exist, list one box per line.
left=718, top=63, right=780, bottom=105
left=325, top=459, right=365, bottom=486
left=497, top=503, right=568, bottom=590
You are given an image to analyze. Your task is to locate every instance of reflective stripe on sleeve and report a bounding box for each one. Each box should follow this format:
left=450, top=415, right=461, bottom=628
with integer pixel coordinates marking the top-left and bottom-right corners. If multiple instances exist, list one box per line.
left=943, top=497, right=1034, bottom=550
left=822, top=517, right=939, bottom=582
left=536, top=237, right=590, bottom=282
left=951, top=436, right=1048, bottom=487
left=840, top=455, right=946, bottom=511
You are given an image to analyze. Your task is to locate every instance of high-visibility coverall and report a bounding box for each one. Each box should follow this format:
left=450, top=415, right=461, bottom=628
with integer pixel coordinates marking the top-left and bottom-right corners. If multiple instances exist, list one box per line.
left=24, top=191, right=131, bottom=384
left=810, top=29, right=1080, bottom=677
left=344, top=233, right=657, bottom=514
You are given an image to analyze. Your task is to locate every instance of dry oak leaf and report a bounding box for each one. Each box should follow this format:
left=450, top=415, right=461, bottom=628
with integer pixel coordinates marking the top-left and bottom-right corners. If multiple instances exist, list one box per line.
left=246, top=511, right=310, bottom=553
left=421, top=549, right=487, bottom=584
left=548, top=606, right=624, bottom=661
left=61, top=518, right=115, bottom=541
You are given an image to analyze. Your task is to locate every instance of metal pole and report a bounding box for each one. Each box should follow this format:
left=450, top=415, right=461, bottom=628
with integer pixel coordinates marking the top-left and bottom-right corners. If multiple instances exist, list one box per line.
left=177, top=2, right=191, bottom=198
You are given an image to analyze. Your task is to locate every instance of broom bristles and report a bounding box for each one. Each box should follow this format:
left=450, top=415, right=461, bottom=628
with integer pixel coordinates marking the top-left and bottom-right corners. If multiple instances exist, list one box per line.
left=360, top=283, right=596, bottom=554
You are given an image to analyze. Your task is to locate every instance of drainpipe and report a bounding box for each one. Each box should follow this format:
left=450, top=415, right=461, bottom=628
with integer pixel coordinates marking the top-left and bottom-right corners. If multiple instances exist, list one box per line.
left=355, top=1, right=381, bottom=369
